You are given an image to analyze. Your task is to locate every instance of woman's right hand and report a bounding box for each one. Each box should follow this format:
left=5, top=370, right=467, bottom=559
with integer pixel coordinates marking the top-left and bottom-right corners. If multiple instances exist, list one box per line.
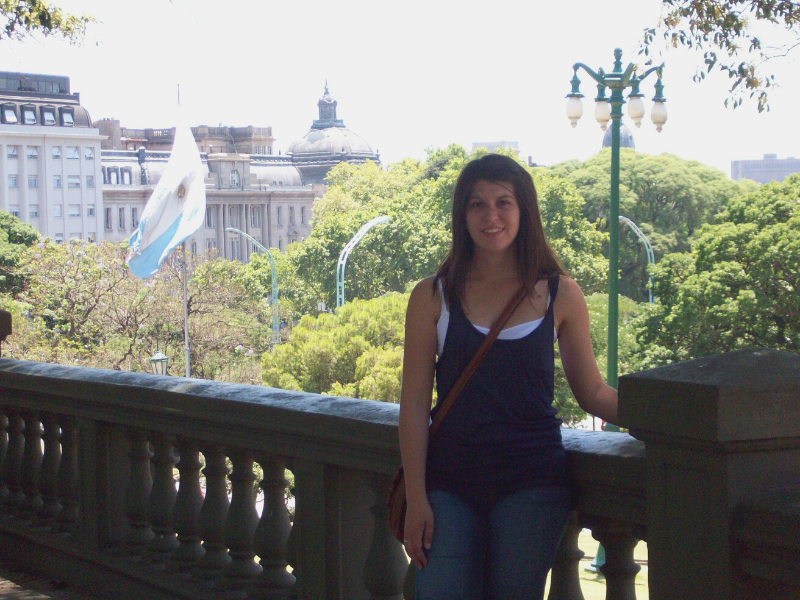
left=403, top=497, right=434, bottom=569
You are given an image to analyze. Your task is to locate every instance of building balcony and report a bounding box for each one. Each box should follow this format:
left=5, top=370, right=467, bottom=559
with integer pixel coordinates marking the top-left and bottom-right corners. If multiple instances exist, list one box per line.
left=0, top=347, right=797, bottom=600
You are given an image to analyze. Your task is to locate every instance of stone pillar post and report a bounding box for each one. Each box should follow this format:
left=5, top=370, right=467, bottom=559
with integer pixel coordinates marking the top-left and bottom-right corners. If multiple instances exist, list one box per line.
left=619, top=348, right=800, bottom=600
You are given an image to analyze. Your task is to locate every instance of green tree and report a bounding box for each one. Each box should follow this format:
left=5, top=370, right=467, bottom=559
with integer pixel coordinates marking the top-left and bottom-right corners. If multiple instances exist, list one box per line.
left=550, top=149, right=756, bottom=302
left=643, top=0, right=800, bottom=110
left=0, top=210, right=40, bottom=294
left=633, top=173, right=800, bottom=368
left=1, top=0, right=92, bottom=43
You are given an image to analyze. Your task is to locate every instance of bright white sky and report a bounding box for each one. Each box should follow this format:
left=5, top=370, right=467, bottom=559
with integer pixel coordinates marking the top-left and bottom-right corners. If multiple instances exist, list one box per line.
left=5, top=0, right=800, bottom=176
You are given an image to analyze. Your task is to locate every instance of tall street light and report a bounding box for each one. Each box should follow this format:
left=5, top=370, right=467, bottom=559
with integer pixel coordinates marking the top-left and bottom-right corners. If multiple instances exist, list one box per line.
left=225, top=228, right=280, bottom=346
left=336, top=216, right=390, bottom=308
left=566, top=48, right=666, bottom=395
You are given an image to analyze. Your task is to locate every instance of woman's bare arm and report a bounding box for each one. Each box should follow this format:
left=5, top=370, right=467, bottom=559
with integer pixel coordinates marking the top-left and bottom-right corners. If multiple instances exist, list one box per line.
left=399, top=278, right=440, bottom=568
left=554, top=276, right=619, bottom=425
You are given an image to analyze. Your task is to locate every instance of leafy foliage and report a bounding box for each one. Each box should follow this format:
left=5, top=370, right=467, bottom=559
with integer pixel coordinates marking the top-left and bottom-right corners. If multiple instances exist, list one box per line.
left=1, top=0, right=93, bottom=43
left=550, top=149, right=755, bottom=302
left=643, top=0, right=800, bottom=110
left=633, top=173, right=800, bottom=368
left=0, top=210, right=40, bottom=294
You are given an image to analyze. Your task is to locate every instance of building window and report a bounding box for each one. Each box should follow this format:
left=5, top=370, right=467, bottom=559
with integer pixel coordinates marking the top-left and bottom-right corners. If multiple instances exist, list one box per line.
left=86, top=175, right=94, bottom=189
left=68, top=204, right=80, bottom=217
left=191, top=241, right=197, bottom=256
left=54, top=234, right=63, bottom=244
left=87, top=204, right=95, bottom=217
left=251, top=206, right=261, bottom=228
left=27, top=147, right=38, bottom=159
left=53, top=175, right=62, bottom=189
left=104, top=208, right=112, bottom=230
left=66, top=146, right=80, bottom=159
left=118, top=208, right=126, bottom=230
left=278, top=238, right=283, bottom=251
left=206, top=239, right=217, bottom=252
left=301, top=206, right=306, bottom=225
left=267, top=146, right=272, bottom=155
left=9, top=205, right=19, bottom=217
left=43, top=108, right=56, bottom=126
left=61, top=111, right=74, bottom=127
left=108, top=168, right=119, bottom=184
left=230, top=240, right=238, bottom=261
left=23, top=108, right=36, bottom=125
left=122, top=168, right=132, bottom=185
left=29, top=205, right=39, bottom=218
left=229, top=206, right=240, bottom=228
left=276, top=206, right=282, bottom=226
left=52, top=146, right=61, bottom=159
left=7, top=146, right=17, bottom=159
left=84, top=147, right=94, bottom=160
left=28, top=176, right=37, bottom=188
left=67, top=176, right=81, bottom=189
left=2, top=106, right=17, bottom=124
left=8, top=175, right=17, bottom=188
left=88, top=232, right=95, bottom=243
left=289, top=206, right=295, bottom=226
left=55, top=205, right=63, bottom=217
left=206, top=207, right=215, bottom=228
left=131, top=207, right=139, bottom=228
left=230, top=170, right=240, bottom=188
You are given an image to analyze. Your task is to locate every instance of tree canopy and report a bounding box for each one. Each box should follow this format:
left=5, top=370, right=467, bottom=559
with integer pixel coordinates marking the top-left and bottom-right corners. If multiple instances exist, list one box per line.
left=1, top=0, right=92, bottom=43
left=644, top=0, right=800, bottom=110
left=633, top=172, right=800, bottom=368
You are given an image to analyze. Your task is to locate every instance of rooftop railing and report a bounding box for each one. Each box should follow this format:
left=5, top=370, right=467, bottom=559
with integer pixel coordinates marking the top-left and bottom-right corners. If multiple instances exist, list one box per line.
left=0, top=347, right=797, bottom=600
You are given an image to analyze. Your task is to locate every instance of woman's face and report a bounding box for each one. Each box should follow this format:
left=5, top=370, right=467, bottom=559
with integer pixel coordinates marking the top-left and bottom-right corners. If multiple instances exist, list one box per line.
left=464, top=179, right=520, bottom=256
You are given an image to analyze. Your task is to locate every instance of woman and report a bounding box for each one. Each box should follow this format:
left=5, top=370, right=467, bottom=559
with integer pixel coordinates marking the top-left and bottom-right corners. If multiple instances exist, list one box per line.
left=399, top=153, right=618, bottom=599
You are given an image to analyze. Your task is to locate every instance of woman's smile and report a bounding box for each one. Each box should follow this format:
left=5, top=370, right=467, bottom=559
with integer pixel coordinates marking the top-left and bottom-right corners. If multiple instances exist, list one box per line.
left=466, top=180, right=520, bottom=253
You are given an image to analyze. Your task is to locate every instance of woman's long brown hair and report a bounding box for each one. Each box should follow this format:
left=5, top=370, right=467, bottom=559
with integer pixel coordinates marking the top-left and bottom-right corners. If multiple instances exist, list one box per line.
left=435, top=153, right=565, bottom=304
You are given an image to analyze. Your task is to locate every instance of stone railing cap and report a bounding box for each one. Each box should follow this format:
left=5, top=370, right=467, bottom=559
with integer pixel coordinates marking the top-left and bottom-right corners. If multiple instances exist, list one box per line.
left=618, top=348, right=800, bottom=442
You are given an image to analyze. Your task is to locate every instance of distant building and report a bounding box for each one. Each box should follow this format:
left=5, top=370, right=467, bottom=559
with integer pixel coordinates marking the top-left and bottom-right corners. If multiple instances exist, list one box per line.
left=287, top=85, right=380, bottom=184
left=472, top=141, right=520, bottom=155
left=0, top=71, right=104, bottom=243
left=731, top=154, right=800, bottom=184
left=602, top=122, right=635, bottom=150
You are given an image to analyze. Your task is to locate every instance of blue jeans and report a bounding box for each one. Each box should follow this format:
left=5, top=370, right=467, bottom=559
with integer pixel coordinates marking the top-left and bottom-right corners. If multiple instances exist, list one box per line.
left=415, top=486, right=570, bottom=600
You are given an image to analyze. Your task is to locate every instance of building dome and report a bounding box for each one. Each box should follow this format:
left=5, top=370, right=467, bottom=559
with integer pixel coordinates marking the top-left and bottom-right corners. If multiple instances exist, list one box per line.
left=287, top=85, right=380, bottom=184
left=602, top=122, right=635, bottom=150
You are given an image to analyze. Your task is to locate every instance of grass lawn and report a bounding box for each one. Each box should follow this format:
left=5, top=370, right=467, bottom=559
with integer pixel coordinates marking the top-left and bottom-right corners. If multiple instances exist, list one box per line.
left=544, top=529, right=649, bottom=600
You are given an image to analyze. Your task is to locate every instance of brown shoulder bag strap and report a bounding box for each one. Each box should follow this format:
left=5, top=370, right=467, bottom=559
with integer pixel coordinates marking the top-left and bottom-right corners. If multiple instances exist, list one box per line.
left=429, top=285, right=528, bottom=437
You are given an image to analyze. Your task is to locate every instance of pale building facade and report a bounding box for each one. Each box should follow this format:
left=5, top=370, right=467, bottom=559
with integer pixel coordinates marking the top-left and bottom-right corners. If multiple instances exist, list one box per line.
left=0, top=72, right=104, bottom=243
left=731, top=154, right=800, bottom=184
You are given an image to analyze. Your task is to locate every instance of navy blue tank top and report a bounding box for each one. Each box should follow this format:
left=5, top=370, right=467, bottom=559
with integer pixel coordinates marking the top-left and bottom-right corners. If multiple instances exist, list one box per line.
left=426, top=275, right=566, bottom=499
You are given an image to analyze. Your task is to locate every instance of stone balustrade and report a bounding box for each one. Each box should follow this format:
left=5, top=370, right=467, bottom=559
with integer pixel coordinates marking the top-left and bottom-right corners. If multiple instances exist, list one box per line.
left=0, top=347, right=797, bottom=600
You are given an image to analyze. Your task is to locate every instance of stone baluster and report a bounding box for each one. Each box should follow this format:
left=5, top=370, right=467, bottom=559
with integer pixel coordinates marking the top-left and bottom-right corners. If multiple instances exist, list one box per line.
left=147, top=433, right=179, bottom=567
left=2, top=408, right=24, bottom=511
left=547, top=512, right=586, bottom=600
left=123, top=427, right=154, bottom=559
left=0, top=410, right=8, bottom=503
left=251, top=455, right=295, bottom=598
left=285, top=466, right=299, bottom=600
left=55, top=416, right=78, bottom=535
left=35, top=412, right=62, bottom=529
left=589, top=519, right=640, bottom=600
left=19, top=409, right=43, bottom=519
left=361, top=473, right=407, bottom=600
left=219, top=448, right=262, bottom=598
left=194, top=444, right=231, bottom=583
left=168, top=438, right=205, bottom=576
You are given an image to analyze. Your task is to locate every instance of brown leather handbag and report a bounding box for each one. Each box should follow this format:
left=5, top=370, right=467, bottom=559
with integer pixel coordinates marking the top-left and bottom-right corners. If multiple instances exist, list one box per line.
left=388, top=285, right=528, bottom=543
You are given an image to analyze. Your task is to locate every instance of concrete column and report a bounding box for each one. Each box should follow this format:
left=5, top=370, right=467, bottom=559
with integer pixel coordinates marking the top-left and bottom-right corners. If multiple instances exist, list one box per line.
left=619, top=348, right=800, bottom=600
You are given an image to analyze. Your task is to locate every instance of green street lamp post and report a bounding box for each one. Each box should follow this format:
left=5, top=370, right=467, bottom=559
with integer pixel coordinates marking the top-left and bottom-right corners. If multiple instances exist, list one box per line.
left=225, top=227, right=280, bottom=345
left=336, top=216, right=390, bottom=308
left=619, top=216, right=655, bottom=304
left=566, top=48, right=666, bottom=393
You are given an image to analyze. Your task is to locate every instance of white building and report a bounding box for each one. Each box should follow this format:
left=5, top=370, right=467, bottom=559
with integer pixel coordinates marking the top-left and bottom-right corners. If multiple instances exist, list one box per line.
left=731, top=154, right=800, bottom=184
left=0, top=72, right=103, bottom=243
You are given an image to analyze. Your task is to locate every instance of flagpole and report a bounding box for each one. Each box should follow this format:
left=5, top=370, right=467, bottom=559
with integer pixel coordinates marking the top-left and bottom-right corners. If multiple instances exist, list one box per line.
left=182, top=242, right=191, bottom=377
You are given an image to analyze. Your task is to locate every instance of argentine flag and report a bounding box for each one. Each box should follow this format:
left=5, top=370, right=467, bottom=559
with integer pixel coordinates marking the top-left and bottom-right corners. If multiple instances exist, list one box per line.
left=127, top=121, right=206, bottom=279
